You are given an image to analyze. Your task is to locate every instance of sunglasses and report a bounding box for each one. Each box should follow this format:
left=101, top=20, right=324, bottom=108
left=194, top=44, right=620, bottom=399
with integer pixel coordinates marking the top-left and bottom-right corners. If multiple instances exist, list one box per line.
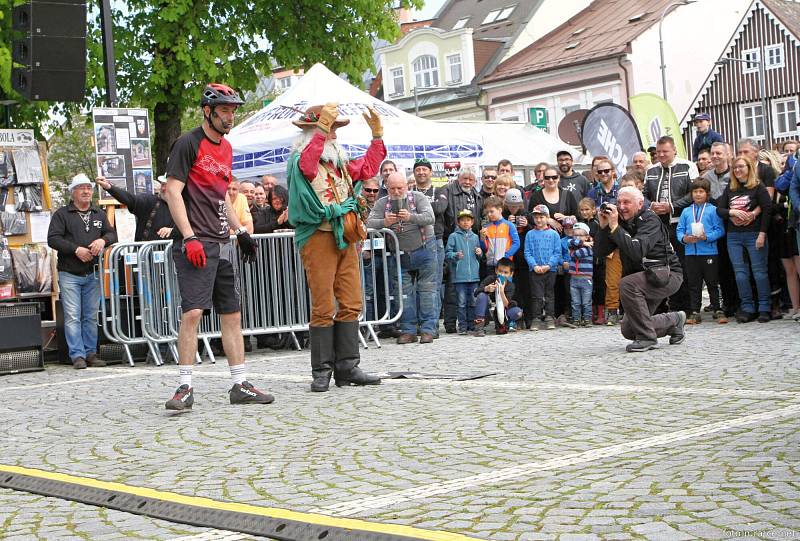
left=544, top=175, right=559, bottom=180
left=483, top=175, right=497, bottom=180
left=362, top=188, right=380, bottom=193
left=596, top=168, right=612, bottom=175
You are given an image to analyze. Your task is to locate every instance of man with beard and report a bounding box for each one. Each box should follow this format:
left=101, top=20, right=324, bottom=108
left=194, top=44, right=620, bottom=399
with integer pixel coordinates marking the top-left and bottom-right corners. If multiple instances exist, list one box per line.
left=557, top=150, right=590, bottom=204
left=631, top=151, right=650, bottom=175
left=287, top=103, right=384, bottom=392
left=162, top=83, right=271, bottom=411
left=412, top=158, right=449, bottom=334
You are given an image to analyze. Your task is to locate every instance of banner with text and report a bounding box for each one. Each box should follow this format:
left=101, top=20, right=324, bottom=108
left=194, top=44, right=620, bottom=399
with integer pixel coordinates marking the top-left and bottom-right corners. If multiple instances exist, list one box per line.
left=581, top=104, right=643, bottom=178
left=629, top=93, right=687, bottom=159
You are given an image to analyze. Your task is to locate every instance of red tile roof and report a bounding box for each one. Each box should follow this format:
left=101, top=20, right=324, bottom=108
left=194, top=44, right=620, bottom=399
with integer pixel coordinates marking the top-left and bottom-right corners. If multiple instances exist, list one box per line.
left=482, top=0, right=692, bottom=84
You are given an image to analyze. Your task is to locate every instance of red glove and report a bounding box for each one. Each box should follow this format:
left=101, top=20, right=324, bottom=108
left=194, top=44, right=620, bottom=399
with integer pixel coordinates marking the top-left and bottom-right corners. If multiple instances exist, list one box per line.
left=183, top=237, right=206, bottom=268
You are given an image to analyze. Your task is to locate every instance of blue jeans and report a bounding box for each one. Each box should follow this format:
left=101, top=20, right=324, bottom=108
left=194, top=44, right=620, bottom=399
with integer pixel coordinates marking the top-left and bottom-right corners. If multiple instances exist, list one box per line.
left=454, top=282, right=478, bottom=331
left=570, top=276, right=593, bottom=321
left=727, top=231, right=770, bottom=313
left=474, top=292, right=523, bottom=322
left=58, top=271, right=100, bottom=360
left=393, top=240, right=438, bottom=335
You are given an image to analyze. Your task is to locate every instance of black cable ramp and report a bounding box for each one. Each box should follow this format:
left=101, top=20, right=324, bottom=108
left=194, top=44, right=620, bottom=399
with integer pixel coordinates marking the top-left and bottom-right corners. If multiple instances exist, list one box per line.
left=0, top=465, right=476, bottom=541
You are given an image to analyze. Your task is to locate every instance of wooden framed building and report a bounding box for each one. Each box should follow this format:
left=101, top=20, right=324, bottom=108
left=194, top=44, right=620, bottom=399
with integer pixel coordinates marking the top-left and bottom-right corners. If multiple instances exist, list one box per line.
left=682, top=0, right=800, bottom=152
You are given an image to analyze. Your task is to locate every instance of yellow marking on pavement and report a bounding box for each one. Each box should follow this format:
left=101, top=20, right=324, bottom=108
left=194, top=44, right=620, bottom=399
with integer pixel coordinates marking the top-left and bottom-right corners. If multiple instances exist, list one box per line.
left=0, top=464, right=476, bottom=541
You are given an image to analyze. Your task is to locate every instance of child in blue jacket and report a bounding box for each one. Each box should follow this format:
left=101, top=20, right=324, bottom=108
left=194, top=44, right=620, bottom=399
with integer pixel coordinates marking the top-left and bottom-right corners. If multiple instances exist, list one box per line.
left=524, top=205, right=562, bottom=329
left=445, top=209, right=482, bottom=334
left=677, top=177, right=725, bottom=324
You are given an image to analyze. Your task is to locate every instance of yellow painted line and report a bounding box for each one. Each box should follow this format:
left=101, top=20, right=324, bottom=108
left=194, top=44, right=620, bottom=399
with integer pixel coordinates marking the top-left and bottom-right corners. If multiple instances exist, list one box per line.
left=0, top=464, right=476, bottom=541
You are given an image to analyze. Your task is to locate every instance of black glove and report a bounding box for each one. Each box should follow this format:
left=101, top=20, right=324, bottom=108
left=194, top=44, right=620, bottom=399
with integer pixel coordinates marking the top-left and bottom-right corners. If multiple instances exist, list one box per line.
left=237, top=230, right=257, bottom=264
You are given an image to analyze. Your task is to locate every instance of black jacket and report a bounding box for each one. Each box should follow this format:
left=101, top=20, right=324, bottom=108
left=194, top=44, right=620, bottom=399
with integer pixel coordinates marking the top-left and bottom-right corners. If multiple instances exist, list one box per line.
left=643, top=159, right=698, bottom=223
left=443, top=183, right=482, bottom=239
left=48, top=202, right=117, bottom=275
left=106, top=185, right=173, bottom=241
left=595, top=208, right=681, bottom=277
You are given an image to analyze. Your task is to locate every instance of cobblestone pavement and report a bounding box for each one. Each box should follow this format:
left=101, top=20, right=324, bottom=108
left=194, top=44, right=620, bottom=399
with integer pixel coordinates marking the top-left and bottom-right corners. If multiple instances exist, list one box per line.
left=1, top=319, right=799, bottom=540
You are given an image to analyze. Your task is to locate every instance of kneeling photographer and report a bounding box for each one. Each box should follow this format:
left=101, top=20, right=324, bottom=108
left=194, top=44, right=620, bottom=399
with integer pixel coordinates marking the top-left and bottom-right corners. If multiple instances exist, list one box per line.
left=595, top=187, right=686, bottom=352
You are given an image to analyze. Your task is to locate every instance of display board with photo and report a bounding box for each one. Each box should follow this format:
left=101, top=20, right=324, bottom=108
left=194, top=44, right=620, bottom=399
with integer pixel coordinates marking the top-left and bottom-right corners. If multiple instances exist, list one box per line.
left=92, top=108, right=154, bottom=203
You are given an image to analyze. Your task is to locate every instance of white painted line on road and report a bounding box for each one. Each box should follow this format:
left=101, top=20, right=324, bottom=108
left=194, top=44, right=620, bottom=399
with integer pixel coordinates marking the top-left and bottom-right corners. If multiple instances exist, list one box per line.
left=0, top=372, right=147, bottom=391
left=313, top=402, right=800, bottom=517
left=170, top=532, right=249, bottom=541
left=2, top=366, right=795, bottom=401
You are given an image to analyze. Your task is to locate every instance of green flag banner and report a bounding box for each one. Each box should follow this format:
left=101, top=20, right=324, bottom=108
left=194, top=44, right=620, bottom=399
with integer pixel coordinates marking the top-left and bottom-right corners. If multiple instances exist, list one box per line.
left=629, top=93, right=687, bottom=159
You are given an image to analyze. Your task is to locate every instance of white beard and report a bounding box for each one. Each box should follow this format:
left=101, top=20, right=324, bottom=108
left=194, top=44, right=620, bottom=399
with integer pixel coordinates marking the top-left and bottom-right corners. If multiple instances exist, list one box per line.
left=292, top=130, right=349, bottom=167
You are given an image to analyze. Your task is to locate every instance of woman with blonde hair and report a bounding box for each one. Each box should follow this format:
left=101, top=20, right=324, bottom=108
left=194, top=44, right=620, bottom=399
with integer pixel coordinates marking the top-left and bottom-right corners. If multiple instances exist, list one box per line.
left=716, top=156, right=772, bottom=323
left=492, top=173, right=517, bottom=201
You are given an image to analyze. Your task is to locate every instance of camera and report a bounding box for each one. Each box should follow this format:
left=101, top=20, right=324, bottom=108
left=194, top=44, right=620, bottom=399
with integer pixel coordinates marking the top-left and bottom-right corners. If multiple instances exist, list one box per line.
left=600, top=202, right=613, bottom=214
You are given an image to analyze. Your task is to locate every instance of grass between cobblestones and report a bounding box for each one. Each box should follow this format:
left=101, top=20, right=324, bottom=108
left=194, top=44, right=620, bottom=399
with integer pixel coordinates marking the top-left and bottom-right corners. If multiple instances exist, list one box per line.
left=0, top=320, right=798, bottom=540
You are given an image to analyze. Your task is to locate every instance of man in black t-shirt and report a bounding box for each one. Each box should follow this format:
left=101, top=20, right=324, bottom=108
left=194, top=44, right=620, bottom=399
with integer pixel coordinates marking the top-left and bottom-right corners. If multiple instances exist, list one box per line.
left=161, top=83, right=273, bottom=411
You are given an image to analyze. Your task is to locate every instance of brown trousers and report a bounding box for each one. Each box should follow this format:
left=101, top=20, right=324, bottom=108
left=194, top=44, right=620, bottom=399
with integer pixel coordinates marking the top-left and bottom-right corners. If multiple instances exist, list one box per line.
left=605, top=249, right=622, bottom=310
left=300, top=230, right=362, bottom=327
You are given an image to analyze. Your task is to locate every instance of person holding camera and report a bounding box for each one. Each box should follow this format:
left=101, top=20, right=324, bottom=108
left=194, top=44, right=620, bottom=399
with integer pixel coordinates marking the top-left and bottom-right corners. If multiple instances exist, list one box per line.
left=595, top=187, right=686, bottom=353
left=368, top=172, right=437, bottom=344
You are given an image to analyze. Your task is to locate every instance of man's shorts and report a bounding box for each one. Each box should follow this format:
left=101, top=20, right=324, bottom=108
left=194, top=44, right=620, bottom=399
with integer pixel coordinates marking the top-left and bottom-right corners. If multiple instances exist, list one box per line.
left=172, top=240, right=240, bottom=314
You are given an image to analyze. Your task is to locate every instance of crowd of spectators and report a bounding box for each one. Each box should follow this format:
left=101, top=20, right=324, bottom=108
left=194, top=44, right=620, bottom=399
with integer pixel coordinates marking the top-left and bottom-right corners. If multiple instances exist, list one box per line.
left=50, top=120, right=800, bottom=356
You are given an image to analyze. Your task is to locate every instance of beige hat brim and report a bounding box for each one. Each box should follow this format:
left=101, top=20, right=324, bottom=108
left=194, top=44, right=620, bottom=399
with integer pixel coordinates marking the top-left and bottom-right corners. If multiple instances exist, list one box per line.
left=292, top=118, right=350, bottom=129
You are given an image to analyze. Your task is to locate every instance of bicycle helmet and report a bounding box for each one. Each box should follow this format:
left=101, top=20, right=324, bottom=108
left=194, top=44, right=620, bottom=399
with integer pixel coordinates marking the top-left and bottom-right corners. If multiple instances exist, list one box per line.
left=200, top=83, right=244, bottom=107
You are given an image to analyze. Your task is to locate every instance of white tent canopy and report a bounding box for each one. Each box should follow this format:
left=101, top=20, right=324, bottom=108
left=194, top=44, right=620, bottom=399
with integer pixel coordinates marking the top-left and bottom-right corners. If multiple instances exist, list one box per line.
left=228, top=63, right=570, bottom=179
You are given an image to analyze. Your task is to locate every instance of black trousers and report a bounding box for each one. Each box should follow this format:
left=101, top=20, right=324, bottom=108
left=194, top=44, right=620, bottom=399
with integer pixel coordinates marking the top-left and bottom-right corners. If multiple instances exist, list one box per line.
left=717, top=237, right=739, bottom=315
left=684, top=254, right=721, bottom=313
left=668, top=223, right=690, bottom=312
left=530, top=271, right=556, bottom=320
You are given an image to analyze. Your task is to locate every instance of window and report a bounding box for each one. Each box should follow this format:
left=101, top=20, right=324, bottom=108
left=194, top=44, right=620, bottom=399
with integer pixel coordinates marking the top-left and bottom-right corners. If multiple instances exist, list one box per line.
left=446, top=54, right=462, bottom=84
left=628, top=12, right=646, bottom=22
left=773, top=98, right=798, bottom=136
left=453, top=17, right=469, bottom=30
left=277, top=77, right=292, bottom=91
left=571, top=27, right=587, bottom=36
left=413, top=54, right=439, bottom=89
left=483, top=5, right=516, bottom=24
left=562, top=104, right=580, bottom=116
left=482, top=9, right=501, bottom=24
left=389, top=67, right=404, bottom=96
left=565, top=41, right=580, bottom=50
left=765, top=44, right=784, bottom=69
left=497, top=5, right=516, bottom=20
left=740, top=102, right=765, bottom=139
left=742, top=48, right=760, bottom=74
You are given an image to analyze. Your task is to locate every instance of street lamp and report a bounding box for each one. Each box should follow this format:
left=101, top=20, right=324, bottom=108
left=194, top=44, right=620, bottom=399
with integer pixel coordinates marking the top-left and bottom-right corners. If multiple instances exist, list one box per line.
left=716, top=57, right=771, bottom=150
left=659, top=0, right=695, bottom=101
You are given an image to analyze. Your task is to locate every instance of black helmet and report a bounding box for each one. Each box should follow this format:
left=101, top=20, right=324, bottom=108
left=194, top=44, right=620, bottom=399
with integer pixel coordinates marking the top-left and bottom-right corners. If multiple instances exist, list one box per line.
left=200, top=83, right=244, bottom=107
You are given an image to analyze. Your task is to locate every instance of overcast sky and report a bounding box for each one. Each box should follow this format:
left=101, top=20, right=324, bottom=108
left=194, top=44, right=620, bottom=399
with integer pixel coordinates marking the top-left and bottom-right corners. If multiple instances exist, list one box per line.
left=414, top=0, right=447, bottom=20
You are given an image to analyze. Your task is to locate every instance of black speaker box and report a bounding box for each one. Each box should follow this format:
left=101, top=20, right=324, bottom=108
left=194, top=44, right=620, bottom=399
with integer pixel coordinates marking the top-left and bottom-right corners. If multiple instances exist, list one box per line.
left=12, top=2, right=86, bottom=37
left=11, top=0, right=87, bottom=103
left=12, top=67, right=86, bottom=102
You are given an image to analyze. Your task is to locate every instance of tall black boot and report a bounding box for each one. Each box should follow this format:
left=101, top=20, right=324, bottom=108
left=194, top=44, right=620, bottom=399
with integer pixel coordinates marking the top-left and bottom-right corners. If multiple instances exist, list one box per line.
left=309, top=325, right=335, bottom=392
left=333, top=320, right=381, bottom=387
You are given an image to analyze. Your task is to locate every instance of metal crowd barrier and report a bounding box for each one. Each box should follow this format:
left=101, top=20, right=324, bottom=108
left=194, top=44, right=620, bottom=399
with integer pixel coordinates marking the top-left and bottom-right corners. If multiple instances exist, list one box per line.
left=97, top=229, right=403, bottom=364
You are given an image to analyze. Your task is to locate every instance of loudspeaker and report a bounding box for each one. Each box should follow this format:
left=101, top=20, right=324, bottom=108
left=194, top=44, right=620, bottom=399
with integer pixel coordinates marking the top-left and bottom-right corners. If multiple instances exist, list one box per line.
left=12, top=68, right=86, bottom=102
left=0, top=303, right=44, bottom=375
left=11, top=0, right=87, bottom=103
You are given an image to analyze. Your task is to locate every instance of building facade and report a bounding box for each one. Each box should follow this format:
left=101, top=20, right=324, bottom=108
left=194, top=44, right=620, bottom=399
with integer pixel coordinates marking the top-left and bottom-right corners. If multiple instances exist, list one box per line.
left=682, top=0, right=800, bottom=151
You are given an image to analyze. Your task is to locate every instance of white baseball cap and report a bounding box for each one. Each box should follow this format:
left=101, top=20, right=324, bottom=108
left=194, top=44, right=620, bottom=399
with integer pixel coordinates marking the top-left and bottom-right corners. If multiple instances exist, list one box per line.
left=68, top=173, right=92, bottom=191
left=505, top=188, right=523, bottom=204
